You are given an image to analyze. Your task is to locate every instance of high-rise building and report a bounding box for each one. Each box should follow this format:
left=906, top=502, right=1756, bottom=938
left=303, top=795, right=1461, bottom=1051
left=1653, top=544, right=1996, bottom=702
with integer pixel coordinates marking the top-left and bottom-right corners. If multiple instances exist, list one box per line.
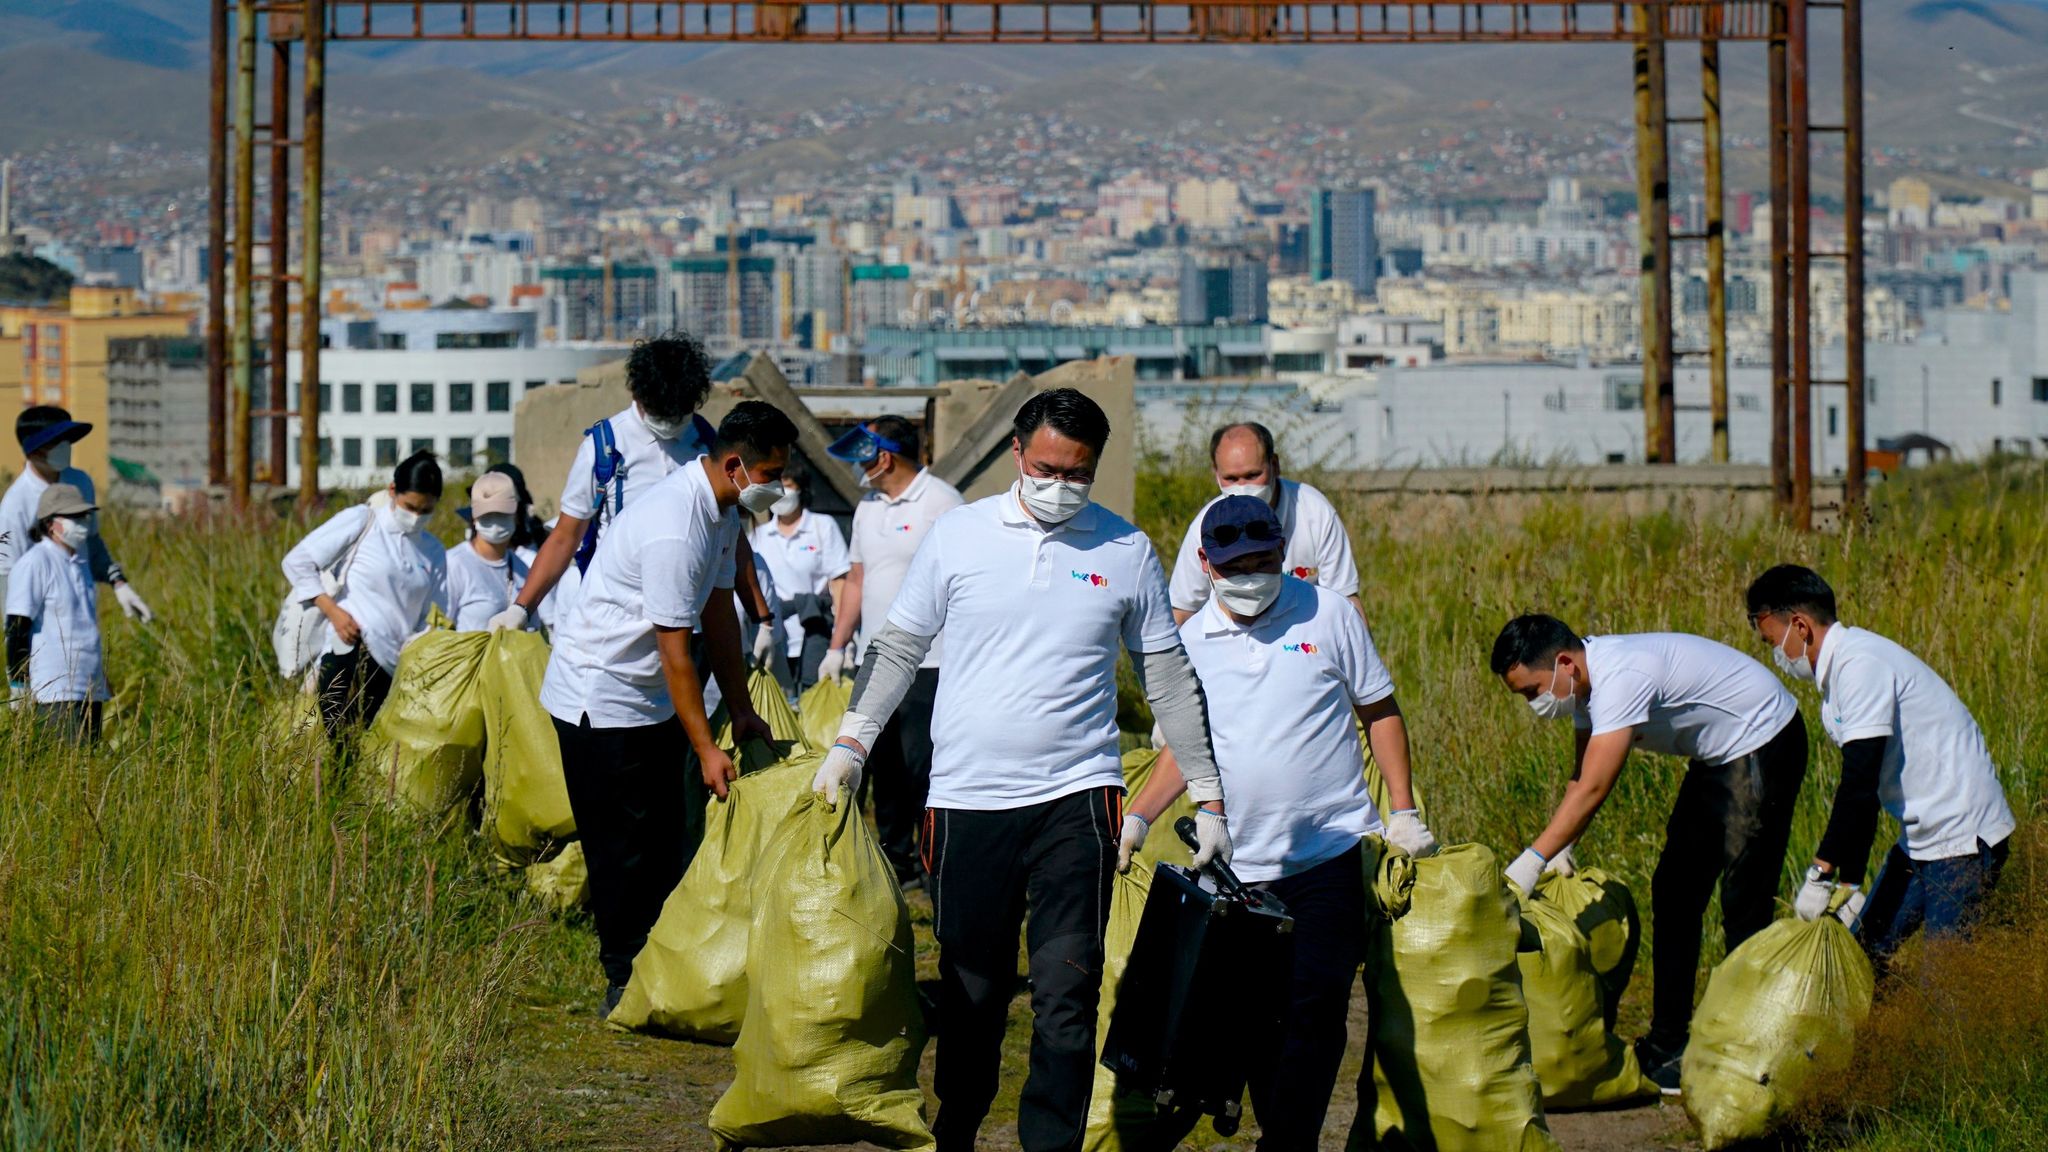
left=1177, top=252, right=1268, bottom=325
left=784, top=249, right=846, bottom=348
left=669, top=255, right=777, bottom=351
left=2031, top=169, right=2048, bottom=222
left=0, top=287, right=193, bottom=484
left=957, top=186, right=1022, bottom=228
left=1888, top=177, right=1934, bottom=230
left=104, top=336, right=208, bottom=507
left=1098, top=174, right=1173, bottom=239
left=1308, top=187, right=1378, bottom=299
left=847, top=264, right=912, bottom=344
left=538, top=264, right=660, bottom=342
left=1173, top=178, right=1244, bottom=231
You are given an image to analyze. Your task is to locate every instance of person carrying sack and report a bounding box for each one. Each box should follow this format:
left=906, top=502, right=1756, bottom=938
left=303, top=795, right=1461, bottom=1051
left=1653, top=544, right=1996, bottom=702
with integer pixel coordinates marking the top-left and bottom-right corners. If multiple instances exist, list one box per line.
left=447, top=471, right=534, bottom=633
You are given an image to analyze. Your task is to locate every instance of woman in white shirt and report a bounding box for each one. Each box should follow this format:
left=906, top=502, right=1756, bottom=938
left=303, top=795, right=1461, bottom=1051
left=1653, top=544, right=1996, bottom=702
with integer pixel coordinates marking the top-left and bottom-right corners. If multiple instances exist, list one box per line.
left=446, top=471, right=532, bottom=632
left=748, top=458, right=850, bottom=694
left=281, top=451, right=449, bottom=739
left=4, top=483, right=110, bottom=744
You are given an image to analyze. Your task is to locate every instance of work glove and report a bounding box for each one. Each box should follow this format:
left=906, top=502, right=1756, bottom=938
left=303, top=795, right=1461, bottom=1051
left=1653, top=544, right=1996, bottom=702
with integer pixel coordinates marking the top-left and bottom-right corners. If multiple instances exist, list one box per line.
left=818, top=646, right=849, bottom=682
left=1384, top=809, right=1438, bottom=858
left=1192, top=808, right=1232, bottom=870
left=1505, top=846, right=1548, bottom=898
left=1117, top=813, right=1150, bottom=874
left=487, top=604, right=528, bottom=632
left=114, top=583, right=154, bottom=623
left=1544, top=843, right=1578, bottom=878
left=811, top=741, right=866, bottom=805
left=1795, top=869, right=1869, bottom=930
left=751, top=623, right=777, bottom=668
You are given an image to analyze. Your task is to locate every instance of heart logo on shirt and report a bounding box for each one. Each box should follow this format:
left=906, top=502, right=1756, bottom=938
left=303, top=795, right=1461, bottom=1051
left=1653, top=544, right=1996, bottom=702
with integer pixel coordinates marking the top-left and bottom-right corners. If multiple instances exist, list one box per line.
left=1292, top=566, right=1318, bottom=580
left=895, top=524, right=915, bottom=532
left=1070, top=571, right=1108, bottom=588
left=1283, top=641, right=1319, bottom=655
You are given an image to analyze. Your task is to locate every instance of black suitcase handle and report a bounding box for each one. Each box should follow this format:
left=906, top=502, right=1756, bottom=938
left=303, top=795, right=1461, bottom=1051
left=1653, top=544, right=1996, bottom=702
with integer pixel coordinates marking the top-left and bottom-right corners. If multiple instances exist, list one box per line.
left=1174, top=815, right=1253, bottom=902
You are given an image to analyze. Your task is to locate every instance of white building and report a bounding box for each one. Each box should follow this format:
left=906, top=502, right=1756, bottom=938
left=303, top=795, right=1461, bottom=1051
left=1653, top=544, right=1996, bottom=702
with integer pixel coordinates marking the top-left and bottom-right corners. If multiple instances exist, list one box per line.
left=1865, top=269, right=2048, bottom=458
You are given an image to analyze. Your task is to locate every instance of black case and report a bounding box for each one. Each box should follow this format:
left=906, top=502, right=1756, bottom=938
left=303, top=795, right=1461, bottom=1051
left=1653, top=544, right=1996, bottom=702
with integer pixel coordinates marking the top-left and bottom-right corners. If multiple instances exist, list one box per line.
left=1099, top=861, right=1295, bottom=1136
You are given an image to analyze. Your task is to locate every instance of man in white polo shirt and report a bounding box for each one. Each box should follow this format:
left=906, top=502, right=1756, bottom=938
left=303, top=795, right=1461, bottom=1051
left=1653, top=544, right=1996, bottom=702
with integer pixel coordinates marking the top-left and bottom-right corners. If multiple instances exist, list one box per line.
left=821, top=414, right=964, bottom=886
left=1744, top=564, right=2015, bottom=976
left=541, top=400, right=795, bottom=1013
left=812, top=389, right=1228, bottom=1152
left=1167, top=422, right=1359, bottom=625
left=1489, top=614, right=1807, bottom=1095
left=1125, top=495, right=1436, bottom=1151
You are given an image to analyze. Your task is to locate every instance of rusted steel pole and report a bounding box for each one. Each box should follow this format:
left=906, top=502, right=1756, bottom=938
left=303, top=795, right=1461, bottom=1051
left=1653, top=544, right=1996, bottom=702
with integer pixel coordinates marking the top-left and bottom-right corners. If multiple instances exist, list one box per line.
left=1650, top=12, right=1675, bottom=466
left=1842, top=0, right=1866, bottom=514
left=232, top=0, right=257, bottom=511
left=1703, top=37, right=1729, bottom=464
left=1769, top=0, right=1790, bottom=510
left=269, top=36, right=291, bottom=488
left=301, top=0, right=327, bottom=509
left=208, top=0, right=228, bottom=488
left=1632, top=8, right=1662, bottom=461
left=1789, top=0, right=1813, bottom=529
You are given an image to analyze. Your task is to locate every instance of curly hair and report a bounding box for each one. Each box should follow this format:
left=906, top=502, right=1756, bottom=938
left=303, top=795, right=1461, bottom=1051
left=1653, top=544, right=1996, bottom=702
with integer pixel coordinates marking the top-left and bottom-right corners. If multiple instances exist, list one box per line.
left=625, top=330, right=714, bottom=423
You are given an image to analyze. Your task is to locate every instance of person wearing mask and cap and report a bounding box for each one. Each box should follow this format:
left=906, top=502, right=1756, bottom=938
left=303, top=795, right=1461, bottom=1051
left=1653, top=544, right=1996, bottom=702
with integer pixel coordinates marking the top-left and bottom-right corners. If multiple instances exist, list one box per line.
left=1487, top=614, right=1806, bottom=1095
left=0, top=406, right=155, bottom=626
left=1166, top=422, right=1359, bottom=627
left=541, top=401, right=796, bottom=1015
left=813, top=389, right=1226, bottom=1152
left=282, top=451, right=450, bottom=739
left=747, top=457, right=850, bottom=693
left=5, top=483, right=111, bottom=743
left=488, top=330, right=770, bottom=634
left=447, top=471, right=534, bottom=633
left=821, top=414, right=963, bottom=888
left=1743, top=564, right=2015, bottom=978
left=1125, top=494, right=1433, bottom=1151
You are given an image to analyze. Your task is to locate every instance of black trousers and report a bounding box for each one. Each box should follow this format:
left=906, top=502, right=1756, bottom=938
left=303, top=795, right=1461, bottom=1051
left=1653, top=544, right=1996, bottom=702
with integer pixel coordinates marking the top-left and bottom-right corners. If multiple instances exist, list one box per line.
left=315, top=647, right=393, bottom=742
left=36, top=700, right=103, bottom=746
left=871, top=667, right=940, bottom=881
left=552, top=713, right=690, bottom=988
left=1245, top=845, right=1369, bottom=1152
left=1646, top=714, right=1809, bottom=1052
left=925, top=785, right=1121, bottom=1152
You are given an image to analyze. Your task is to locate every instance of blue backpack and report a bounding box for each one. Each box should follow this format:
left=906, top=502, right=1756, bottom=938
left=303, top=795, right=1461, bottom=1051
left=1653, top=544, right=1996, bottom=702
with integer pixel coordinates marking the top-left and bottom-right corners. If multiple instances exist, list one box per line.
left=571, top=413, right=716, bottom=574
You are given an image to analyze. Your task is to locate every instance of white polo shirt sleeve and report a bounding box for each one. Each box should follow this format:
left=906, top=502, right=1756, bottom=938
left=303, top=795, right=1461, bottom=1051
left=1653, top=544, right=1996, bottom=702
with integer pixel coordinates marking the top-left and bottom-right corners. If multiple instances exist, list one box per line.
left=4, top=545, right=44, bottom=620
left=1585, top=667, right=1657, bottom=737
left=884, top=520, right=949, bottom=638
left=642, top=531, right=719, bottom=630
left=818, top=517, right=851, bottom=581
left=1333, top=605, right=1396, bottom=706
left=1819, top=654, right=1898, bottom=744
left=1167, top=516, right=1210, bottom=613
left=1296, top=483, right=1360, bottom=598
left=1123, top=540, right=1185, bottom=653
left=558, top=434, right=599, bottom=521
left=714, top=515, right=739, bottom=591
left=847, top=501, right=871, bottom=566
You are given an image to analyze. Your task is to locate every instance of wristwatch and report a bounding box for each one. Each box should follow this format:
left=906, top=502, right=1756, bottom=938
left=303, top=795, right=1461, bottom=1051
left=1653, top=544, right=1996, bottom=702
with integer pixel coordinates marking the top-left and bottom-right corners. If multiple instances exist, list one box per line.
left=1804, top=863, right=1836, bottom=885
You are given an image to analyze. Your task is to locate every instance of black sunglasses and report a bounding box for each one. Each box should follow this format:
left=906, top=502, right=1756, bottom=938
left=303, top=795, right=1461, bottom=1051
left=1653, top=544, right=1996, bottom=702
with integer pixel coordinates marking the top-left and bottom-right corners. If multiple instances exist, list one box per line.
left=1206, top=519, right=1282, bottom=548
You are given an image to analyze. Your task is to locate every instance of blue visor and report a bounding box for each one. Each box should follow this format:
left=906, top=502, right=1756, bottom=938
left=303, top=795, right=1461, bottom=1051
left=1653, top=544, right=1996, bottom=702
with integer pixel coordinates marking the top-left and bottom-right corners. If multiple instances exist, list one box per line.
left=826, top=423, right=907, bottom=465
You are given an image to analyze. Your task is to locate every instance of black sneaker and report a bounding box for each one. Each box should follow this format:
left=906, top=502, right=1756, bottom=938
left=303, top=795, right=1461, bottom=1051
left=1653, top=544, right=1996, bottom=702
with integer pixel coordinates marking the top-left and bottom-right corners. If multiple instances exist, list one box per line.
left=602, top=982, right=626, bottom=1017
left=1634, top=1036, right=1684, bottom=1097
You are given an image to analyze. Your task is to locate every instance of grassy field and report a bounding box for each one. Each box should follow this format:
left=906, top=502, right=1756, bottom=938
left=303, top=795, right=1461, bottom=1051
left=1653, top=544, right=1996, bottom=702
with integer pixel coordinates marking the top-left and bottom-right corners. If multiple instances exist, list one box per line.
left=0, top=460, right=2041, bottom=1150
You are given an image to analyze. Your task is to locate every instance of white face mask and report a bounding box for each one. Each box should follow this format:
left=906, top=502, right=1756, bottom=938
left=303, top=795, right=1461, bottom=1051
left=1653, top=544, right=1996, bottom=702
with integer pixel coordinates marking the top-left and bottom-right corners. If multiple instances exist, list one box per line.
left=389, top=506, right=425, bottom=535
left=474, top=514, right=515, bottom=545
left=856, top=457, right=886, bottom=491
left=1221, top=481, right=1274, bottom=504
left=1529, top=662, right=1577, bottom=721
left=1016, top=473, right=1091, bottom=524
left=642, top=410, right=690, bottom=441
left=1773, top=628, right=1815, bottom=682
left=41, top=442, right=73, bottom=473
left=54, top=516, right=91, bottom=550
left=771, top=490, right=802, bottom=517
left=1212, top=570, right=1282, bottom=617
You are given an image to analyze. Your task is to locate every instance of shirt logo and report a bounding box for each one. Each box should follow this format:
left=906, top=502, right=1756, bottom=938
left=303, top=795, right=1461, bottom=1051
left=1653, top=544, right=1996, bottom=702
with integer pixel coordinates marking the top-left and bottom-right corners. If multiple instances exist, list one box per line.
left=1283, top=641, right=1320, bottom=655
left=1292, top=566, right=1318, bottom=580
left=895, top=524, right=915, bottom=532
left=1071, top=570, right=1108, bottom=588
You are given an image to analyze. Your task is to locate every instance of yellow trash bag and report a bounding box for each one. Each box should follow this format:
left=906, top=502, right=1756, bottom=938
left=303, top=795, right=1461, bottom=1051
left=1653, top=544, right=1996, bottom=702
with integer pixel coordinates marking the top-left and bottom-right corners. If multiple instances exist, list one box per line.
left=478, top=630, right=576, bottom=863
left=798, top=675, right=853, bottom=752
left=714, top=667, right=815, bottom=761
left=1517, top=872, right=1656, bottom=1108
left=708, top=791, right=933, bottom=1151
left=1350, top=842, right=1561, bottom=1152
left=1531, top=867, right=1639, bottom=1033
left=609, top=756, right=821, bottom=1042
left=1680, top=907, right=1875, bottom=1150
left=525, top=841, right=589, bottom=913
left=361, top=631, right=491, bottom=813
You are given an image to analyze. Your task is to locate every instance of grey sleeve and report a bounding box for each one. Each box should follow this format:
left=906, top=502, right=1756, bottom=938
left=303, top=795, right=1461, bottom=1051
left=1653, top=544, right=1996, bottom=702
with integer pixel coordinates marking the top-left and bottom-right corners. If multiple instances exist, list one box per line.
left=846, top=620, right=936, bottom=733
left=1133, top=644, right=1223, bottom=804
left=87, top=532, right=123, bottom=586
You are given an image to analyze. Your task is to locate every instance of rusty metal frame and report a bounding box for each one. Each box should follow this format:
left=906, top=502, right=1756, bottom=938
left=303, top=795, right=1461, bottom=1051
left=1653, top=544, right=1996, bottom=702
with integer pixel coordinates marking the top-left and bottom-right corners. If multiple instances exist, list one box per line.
left=207, top=0, right=1853, bottom=523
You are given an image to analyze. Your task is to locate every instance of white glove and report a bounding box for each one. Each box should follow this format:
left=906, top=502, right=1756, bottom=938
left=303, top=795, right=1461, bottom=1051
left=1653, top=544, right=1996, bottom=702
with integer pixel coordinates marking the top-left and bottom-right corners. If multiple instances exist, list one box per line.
left=1793, top=874, right=1834, bottom=921
left=811, top=741, right=866, bottom=804
left=1117, top=813, right=1150, bottom=874
left=751, top=624, right=777, bottom=667
left=1837, top=888, right=1867, bottom=931
left=114, top=583, right=154, bottom=623
left=487, top=604, right=528, bottom=632
left=1543, top=843, right=1578, bottom=878
left=1192, top=809, right=1232, bottom=870
left=1505, top=847, right=1547, bottom=897
left=1384, top=809, right=1438, bottom=858
left=818, top=647, right=848, bottom=682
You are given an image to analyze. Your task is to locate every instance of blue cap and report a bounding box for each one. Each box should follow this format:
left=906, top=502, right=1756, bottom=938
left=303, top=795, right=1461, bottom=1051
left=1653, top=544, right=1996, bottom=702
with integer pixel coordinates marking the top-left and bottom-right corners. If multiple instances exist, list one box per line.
left=16, top=405, right=91, bottom=458
left=1200, top=495, right=1285, bottom=566
left=826, top=422, right=908, bottom=466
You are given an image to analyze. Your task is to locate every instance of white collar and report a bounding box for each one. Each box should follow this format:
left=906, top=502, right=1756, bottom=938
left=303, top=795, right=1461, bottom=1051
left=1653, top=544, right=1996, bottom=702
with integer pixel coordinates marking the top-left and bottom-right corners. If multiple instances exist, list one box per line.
left=880, top=468, right=930, bottom=506
left=1812, top=623, right=1848, bottom=693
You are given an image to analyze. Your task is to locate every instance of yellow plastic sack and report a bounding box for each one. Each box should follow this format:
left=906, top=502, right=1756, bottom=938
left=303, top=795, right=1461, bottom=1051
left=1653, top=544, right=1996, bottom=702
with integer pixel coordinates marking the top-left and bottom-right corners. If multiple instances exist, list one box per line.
left=714, top=667, right=815, bottom=762
left=1356, top=716, right=1428, bottom=825
left=708, top=791, right=932, bottom=1151
left=1350, top=842, right=1561, bottom=1152
left=479, top=630, right=576, bottom=863
left=608, top=756, right=821, bottom=1042
left=1517, top=872, right=1656, bottom=1108
left=361, top=631, right=491, bottom=813
left=798, top=675, right=853, bottom=753
left=525, top=841, right=588, bottom=913
left=1681, top=912, right=1875, bottom=1150
left=1532, top=867, right=1639, bottom=1033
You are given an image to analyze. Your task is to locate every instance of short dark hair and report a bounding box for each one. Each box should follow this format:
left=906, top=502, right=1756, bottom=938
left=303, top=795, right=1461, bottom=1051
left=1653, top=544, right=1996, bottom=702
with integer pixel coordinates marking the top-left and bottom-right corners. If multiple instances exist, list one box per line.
left=781, top=454, right=812, bottom=506
left=1489, top=614, right=1583, bottom=677
left=626, top=330, right=714, bottom=423
left=868, top=414, right=920, bottom=464
left=1013, top=388, right=1110, bottom=456
left=393, top=449, right=443, bottom=498
left=718, top=400, right=800, bottom=464
left=1746, top=564, right=1838, bottom=624
left=1209, top=421, right=1277, bottom=467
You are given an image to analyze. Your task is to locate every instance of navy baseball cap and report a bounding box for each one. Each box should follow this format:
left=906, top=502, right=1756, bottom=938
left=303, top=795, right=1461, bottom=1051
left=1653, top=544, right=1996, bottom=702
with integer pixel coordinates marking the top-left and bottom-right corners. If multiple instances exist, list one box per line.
left=16, top=406, right=91, bottom=457
left=1201, top=495, right=1285, bottom=565
left=826, top=422, right=908, bottom=466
